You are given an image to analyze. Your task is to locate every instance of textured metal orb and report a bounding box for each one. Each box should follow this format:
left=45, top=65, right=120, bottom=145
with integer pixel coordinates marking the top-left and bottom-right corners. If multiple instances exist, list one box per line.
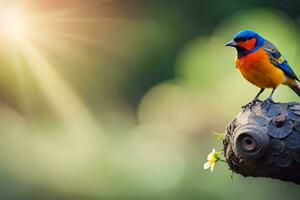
left=224, top=101, right=300, bottom=185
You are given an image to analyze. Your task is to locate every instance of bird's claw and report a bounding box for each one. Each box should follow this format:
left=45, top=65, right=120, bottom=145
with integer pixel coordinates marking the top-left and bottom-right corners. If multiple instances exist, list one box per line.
left=261, top=98, right=275, bottom=108
left=242, top=98, right=260, bottom=110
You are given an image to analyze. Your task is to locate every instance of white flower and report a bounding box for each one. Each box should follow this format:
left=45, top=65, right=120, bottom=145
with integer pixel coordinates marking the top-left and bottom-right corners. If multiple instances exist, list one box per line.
left=203, top=148, right=221, bottom=172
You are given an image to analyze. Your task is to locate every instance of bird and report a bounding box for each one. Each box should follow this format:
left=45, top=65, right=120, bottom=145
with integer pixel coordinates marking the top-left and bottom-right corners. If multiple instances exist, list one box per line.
left=225, top=30, right=300, bottom=107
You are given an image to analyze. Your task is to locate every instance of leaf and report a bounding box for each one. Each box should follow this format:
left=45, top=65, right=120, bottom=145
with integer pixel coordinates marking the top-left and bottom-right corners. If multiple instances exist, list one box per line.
left=213, top=131, right=225, bottom=141
left=231, top=170, right=235, bottom=181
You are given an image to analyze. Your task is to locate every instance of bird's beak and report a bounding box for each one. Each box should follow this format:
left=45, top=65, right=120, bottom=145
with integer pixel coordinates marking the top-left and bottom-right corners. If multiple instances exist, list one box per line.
left=225, top=40, right=238, bottom=47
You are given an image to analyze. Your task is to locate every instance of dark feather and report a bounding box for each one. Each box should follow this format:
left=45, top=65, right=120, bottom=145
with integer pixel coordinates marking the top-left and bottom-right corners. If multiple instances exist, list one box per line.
left=263, top=40, right=299, bottom=81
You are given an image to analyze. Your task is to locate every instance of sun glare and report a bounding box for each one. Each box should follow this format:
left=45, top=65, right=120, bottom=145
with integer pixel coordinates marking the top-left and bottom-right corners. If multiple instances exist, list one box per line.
left=1, top=3, right=104, bottom=132
left=0, top=8, right=27, bottom=39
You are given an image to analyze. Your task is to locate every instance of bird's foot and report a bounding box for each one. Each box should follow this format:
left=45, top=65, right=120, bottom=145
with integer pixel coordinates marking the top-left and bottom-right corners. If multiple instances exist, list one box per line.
left=242, top=98, right=260, bottom=110
left=261, top=98, right=275, bottom=108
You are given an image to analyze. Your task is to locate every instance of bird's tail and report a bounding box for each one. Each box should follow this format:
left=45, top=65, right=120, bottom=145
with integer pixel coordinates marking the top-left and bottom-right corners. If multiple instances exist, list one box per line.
left=288, top=81, right=300, bottom=97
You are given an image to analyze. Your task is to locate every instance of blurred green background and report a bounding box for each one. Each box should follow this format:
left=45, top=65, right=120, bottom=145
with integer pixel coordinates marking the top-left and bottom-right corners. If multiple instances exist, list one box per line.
left=1, top=0, right=300, bottom=199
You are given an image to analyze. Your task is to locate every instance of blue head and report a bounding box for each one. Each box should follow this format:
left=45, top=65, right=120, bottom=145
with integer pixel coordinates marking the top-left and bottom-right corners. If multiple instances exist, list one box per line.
left=225, top=30, right=265, bottom=57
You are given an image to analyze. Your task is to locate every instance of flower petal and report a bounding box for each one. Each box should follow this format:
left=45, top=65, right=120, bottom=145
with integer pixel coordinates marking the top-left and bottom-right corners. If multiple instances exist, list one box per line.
left=210, top=163, right=215, bottom=172
left=207, top=153, right=212, bottom=160
left=203, top=162, right=210, bottom=169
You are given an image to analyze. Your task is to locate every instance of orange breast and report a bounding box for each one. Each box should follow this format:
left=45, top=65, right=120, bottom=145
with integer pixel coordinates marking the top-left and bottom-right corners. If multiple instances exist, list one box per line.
left=235, top=48, right=285, bottom=88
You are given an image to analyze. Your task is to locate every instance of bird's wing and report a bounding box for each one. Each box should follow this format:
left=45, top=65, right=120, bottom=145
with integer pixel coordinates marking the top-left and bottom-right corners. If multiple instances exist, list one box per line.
left=263, top=40, right=299, bottom=81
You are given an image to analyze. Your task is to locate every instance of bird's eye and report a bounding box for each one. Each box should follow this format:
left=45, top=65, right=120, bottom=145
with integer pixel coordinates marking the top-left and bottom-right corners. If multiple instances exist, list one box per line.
left=235, top=37, right=247, bottom=42
left=237, top=37, right=257, bottom=50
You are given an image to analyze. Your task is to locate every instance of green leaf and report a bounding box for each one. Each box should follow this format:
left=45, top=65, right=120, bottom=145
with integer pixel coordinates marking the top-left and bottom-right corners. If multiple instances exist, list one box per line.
left=231, top=170, right=235, bottom=181
left=213, top=131, right=225, bottom=141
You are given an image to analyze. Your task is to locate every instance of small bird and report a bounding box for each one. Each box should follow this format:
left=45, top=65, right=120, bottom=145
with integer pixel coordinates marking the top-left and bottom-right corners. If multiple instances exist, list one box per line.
left=225, top=30, right=300, bottom=106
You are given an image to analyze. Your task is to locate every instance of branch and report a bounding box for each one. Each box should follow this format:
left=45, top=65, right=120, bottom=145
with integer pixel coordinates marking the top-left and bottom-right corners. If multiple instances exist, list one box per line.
left=224, top=100, right=300, bottom=184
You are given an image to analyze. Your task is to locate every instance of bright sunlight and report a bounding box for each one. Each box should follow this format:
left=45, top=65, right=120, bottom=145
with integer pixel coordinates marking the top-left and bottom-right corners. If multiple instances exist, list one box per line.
left=0, top=7, right=27, bottom=39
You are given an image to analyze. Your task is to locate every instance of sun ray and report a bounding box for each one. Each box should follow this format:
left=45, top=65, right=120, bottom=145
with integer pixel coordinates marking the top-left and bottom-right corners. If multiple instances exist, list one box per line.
left=6, top=44, right=32, bottom=114
left=27, top=27, right=128, bottom=61
left=31, top=27, right=114, bottom=50
left=32, top=27, right=99, bottom=44
left=26, top=29, right=85, bottom=58
left=0, top=2, right=123, bottom=136
left=25, top=0, right=118, bottom=25
left=15, top=37, right=100, bottom=133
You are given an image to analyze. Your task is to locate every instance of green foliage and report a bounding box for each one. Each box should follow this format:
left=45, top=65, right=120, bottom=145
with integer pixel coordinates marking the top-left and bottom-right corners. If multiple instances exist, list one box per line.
left=213, top=131, right=225, bottom=141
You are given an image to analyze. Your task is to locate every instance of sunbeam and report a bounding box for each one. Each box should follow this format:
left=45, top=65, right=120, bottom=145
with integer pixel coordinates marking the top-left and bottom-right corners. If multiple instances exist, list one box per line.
left=6, top=44, right=31, bottom=114
left=0, top=6, right=28, bottom=40
left=30, top=27, right=124, bottom=56
left=16, top=38, right=100, bottom=133
left=0, top=2, right=110, bottom=134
